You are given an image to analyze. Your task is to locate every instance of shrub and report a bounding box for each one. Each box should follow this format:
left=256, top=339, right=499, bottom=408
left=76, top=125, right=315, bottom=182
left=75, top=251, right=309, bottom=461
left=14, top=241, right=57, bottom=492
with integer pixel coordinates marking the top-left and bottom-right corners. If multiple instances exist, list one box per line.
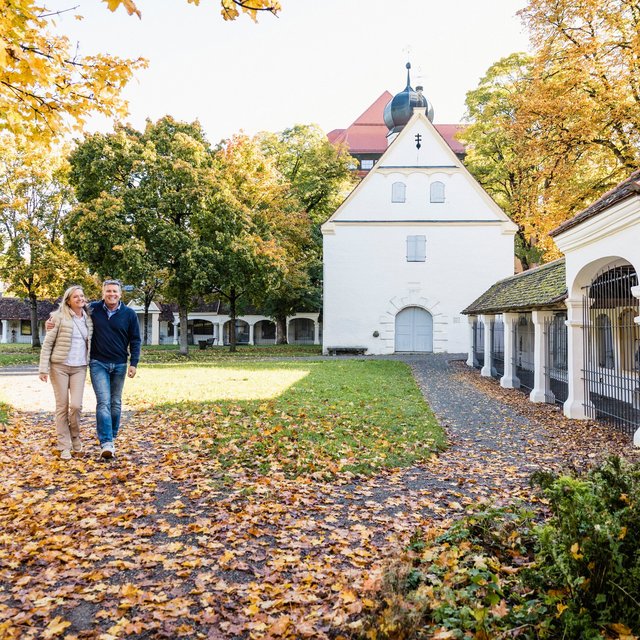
left=355, top=457, right=640, bottom=640
left=531, top=456, right=640, bottom=637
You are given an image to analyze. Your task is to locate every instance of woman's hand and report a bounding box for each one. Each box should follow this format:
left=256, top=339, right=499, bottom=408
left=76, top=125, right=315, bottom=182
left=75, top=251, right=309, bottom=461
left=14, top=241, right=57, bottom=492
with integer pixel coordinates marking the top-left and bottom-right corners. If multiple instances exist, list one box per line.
left=39, top=374, right=48, bottom=383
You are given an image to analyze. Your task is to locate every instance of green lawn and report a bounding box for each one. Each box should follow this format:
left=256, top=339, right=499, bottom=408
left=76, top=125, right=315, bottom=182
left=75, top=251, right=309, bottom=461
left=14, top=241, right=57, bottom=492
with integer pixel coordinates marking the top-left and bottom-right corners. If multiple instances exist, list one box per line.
left=0, top=343, right=322, bottom=367
left=132, top=359, right=446, bottom=477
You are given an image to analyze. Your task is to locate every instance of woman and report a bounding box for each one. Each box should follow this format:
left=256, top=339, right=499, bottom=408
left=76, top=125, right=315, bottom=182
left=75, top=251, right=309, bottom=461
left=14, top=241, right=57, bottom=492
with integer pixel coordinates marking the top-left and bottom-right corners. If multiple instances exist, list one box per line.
left=39, top=285, right=93, bottom=460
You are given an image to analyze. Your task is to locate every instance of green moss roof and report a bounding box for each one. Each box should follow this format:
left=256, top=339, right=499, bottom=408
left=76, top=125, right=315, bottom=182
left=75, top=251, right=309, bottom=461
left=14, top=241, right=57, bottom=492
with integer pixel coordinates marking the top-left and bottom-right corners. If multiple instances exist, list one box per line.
left=462, top=258, right=567, bottom=315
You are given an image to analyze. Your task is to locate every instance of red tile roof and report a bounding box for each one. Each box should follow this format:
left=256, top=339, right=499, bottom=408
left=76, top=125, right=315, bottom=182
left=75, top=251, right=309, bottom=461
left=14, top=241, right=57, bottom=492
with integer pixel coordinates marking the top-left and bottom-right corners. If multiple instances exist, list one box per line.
left=328, top=91, right=466, bottom=156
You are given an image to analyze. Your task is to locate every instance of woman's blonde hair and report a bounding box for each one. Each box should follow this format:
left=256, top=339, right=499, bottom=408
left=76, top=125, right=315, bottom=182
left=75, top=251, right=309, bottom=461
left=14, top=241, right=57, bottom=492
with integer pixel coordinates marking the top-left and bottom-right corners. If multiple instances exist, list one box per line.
left=52, top=285, right=86, bottom=322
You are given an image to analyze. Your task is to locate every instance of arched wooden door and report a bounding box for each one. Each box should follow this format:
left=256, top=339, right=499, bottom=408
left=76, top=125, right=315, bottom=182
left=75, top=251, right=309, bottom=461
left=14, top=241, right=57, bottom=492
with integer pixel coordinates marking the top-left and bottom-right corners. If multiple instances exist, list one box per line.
left=395, top=307, right=433, bottom=352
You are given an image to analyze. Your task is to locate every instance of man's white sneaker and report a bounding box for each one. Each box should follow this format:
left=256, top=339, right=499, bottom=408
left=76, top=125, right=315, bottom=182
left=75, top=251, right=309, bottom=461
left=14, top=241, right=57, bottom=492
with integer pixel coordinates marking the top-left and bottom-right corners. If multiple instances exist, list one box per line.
left=60, top=449, right=72, bottom=460
left=100, top=442, right=115, bottom=459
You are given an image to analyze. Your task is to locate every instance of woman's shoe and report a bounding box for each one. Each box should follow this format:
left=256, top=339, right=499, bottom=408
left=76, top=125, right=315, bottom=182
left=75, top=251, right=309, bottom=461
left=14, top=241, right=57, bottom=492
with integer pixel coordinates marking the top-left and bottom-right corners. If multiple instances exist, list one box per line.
left=60, top=449, right=72, bottom=460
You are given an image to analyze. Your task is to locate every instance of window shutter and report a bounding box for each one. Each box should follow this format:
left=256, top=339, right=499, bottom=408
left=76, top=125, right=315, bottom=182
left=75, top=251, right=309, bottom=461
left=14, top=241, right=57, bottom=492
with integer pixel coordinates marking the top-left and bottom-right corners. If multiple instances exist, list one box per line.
left=407, top=235, right=426, bottom=262
left=430, top=181, right=445, bottom=203
left=392, top=181, right=406, bottom=203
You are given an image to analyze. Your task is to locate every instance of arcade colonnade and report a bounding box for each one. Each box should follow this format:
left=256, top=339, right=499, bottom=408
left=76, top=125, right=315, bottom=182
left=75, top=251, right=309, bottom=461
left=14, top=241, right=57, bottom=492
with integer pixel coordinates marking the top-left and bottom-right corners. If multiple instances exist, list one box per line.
left=464, top=171, right=640, bottom=445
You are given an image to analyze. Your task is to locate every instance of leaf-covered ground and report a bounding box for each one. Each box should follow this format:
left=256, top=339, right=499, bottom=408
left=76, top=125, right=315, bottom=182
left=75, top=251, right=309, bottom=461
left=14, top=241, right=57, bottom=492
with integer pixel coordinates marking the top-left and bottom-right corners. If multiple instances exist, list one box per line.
left=0, top=355, right=637, bottom=639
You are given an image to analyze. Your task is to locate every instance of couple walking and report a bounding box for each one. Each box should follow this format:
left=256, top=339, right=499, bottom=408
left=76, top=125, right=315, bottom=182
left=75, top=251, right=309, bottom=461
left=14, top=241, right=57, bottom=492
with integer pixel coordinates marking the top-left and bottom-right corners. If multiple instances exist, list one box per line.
left=38, top=280, right=141, bottom=460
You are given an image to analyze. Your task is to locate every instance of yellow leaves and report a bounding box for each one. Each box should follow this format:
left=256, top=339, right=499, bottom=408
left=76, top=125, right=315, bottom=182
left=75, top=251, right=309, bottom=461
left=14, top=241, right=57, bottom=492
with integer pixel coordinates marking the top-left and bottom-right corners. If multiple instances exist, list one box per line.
left=609, top=623, right=636, bottom=639
left=41, top=616, right=71, bottom=638
left=103, top=0, right=141, bottom=18
left=104, top=0, right=282, bottom=21
left=570, top=542, right=584, bottom=560
left=1, top=0, right=147, bottom=145
left=618, top=525, right=628, bottom=540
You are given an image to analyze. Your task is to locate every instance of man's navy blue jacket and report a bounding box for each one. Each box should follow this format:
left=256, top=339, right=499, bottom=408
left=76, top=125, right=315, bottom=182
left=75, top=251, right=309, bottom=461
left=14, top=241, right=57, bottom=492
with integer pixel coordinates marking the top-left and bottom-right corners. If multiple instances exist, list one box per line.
left=89, top=302, right=141, bottom=367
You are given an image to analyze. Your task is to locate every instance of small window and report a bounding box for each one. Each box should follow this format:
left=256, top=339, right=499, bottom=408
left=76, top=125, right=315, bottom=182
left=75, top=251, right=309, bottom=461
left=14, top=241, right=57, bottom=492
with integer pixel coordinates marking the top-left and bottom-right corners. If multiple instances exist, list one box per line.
left=406, top=235, right=426, bottom=262
left=361, top=159, right=374, bottom=170
left=20, top=320, right=31, bottom=336
left=430, top=181, right=445, bottom=203
left=391, top=181, right=406, bottom=203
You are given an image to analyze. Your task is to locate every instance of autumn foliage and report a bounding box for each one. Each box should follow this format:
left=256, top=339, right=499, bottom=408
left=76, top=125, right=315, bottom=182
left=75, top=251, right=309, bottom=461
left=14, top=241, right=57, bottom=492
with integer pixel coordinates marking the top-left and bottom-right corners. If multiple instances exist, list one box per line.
left=0, top=0, right=146, bottom=145
left=461, top=0, right=640, bottom=266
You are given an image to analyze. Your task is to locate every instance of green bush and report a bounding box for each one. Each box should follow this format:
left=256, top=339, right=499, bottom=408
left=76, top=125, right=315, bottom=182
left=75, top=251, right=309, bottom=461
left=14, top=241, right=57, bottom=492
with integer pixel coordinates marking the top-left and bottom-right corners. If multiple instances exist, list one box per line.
left=531, top=456, right=640, bottom=637
left=356, top=457, right=640, bottom=640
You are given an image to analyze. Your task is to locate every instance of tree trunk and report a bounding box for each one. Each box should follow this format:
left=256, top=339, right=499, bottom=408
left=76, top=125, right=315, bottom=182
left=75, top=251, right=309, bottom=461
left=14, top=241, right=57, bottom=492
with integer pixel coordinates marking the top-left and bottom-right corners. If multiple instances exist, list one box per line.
left=29, top=294, right=41, bottom=348
left=229, top=288, right=237, bottom=353
left=143, top=306, right=150, bottom=346
left=178, top=305, right=189, bottom=356
left=276, top=315, right=288, bottom=344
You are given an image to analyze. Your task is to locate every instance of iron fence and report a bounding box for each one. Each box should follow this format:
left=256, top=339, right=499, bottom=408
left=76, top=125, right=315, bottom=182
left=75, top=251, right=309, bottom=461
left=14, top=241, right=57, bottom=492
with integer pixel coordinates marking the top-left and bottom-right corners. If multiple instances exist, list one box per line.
left=544, top=312, right=568, bottom=405
left=513, top=314, right=535, bottom=392
left=583, top=264, right=640, bottom=437
left=472, top=319, right=484, bottom=369
left=491, top=319, right=504, bottom=379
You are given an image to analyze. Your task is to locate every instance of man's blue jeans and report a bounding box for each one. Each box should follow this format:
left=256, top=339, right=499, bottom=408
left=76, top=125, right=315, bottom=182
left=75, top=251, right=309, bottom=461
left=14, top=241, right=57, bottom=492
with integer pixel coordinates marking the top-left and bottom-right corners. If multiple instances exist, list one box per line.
left=90, top=360, right=127, bottom=445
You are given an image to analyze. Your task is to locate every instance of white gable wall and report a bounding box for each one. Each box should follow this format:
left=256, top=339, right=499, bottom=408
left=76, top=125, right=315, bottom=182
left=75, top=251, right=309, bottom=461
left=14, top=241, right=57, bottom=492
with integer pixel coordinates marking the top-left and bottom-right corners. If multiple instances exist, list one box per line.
left=323, top=222, right=513, bottom=354
left=323, top=109, right=517, bottom=355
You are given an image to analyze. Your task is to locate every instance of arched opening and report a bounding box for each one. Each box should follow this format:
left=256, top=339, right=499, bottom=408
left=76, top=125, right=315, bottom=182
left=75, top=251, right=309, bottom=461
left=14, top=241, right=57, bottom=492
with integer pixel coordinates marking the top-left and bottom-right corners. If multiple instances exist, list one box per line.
left=254, top=319, right=276, bottom=345
left=289, top=318, right=314, bottom=344
left=191, top=319, right=215, bottom=346
left=223, top=319, right=249, bottom=345
left=395, top=306, right=433, bottom=353
left=583, top=263, right=639, bottom=434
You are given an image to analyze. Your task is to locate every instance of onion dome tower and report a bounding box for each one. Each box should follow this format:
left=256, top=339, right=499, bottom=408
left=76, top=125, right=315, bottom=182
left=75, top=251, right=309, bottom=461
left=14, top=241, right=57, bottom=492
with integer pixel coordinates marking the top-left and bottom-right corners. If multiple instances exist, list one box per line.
left=383, top=62, right=434, bottom=135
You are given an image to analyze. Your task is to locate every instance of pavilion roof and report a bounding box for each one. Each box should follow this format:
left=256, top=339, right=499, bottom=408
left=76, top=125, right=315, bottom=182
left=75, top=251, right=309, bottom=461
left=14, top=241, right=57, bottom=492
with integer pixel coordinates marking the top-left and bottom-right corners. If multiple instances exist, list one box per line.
left=462, top=259, right=567, bottom=315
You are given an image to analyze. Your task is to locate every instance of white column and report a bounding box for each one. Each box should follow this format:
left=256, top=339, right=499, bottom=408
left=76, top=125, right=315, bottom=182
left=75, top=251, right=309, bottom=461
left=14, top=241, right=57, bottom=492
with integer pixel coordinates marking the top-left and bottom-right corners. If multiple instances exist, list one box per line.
left=631, top=286, right=640, bottom=447
left=501, top=312, right=520, bottom=389
left=151, top=314, right=160, bottom=346
left=480, top=315, right=493, bottom=377
left=172, top=318, right=179, bottom=345
left=313, top=319, right=320, bottom=345
left=530, top=310, right=554, bottom=403
left=249, top=322, right=255, bottom=345
left=564, top=297, right=592, bottom=420
left=1, top=320, right=8, bottom=344
left=286, top=319, right=291, bottom=344
left=466, top=316, right=476, bottom=367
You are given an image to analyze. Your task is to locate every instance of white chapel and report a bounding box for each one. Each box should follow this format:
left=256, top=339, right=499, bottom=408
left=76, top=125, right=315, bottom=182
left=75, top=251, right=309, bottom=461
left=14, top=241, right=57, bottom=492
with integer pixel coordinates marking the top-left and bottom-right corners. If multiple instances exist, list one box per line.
left=322, top=64, right=518, bottom=355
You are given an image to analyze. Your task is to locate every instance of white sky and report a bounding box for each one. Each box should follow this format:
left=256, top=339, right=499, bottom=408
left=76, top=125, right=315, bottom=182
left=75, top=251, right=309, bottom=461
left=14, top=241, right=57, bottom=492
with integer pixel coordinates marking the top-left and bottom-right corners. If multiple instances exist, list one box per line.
left=51, top=0, right=531, bottom=143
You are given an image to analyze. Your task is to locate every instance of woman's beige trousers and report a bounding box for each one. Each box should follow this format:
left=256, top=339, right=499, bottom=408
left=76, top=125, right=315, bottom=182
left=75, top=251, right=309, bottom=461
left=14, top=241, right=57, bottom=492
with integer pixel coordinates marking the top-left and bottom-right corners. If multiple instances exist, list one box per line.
left=49, top=363, right=87, bottom=451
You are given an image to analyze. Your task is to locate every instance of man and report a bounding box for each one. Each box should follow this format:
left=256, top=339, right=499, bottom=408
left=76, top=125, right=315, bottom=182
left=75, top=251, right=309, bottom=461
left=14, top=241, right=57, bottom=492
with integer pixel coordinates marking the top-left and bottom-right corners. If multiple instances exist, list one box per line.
left=47, top=279, right=141, bottom=459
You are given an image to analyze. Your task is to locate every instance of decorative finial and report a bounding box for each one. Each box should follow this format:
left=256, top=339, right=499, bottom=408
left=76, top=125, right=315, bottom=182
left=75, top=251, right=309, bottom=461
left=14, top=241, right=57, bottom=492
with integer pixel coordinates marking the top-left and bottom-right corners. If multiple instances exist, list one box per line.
left=405, top=62, right=412, bottom=90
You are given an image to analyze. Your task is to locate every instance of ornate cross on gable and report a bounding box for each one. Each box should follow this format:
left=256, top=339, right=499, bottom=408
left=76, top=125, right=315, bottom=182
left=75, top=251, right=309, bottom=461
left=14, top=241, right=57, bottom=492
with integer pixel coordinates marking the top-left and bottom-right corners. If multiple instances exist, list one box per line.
left=415, top=133, right=422, bottom=149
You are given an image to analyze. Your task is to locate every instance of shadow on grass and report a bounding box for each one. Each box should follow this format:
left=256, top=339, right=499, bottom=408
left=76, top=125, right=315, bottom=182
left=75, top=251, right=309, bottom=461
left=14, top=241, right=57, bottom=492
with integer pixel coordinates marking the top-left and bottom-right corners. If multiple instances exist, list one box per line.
left=130, top=359, right=447, bottom=478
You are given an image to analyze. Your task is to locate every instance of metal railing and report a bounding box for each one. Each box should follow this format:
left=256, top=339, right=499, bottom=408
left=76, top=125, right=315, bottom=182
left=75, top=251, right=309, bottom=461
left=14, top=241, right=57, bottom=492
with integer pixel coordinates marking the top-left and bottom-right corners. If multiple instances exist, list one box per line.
left=472, top=320, right=484, bottom=369
left=545, top=313, right=568, bottom=405
left=491, top=319, right=504, bottom=379
left=583, top=265, right=640, bottom=437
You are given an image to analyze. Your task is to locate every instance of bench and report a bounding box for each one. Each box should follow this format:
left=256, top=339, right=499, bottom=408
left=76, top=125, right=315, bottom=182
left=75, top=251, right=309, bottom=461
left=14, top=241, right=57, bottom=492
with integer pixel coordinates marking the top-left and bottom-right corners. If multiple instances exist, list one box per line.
left=197, top=338, right=216, bottom=350
left=326, top=346, right=367, bottom=356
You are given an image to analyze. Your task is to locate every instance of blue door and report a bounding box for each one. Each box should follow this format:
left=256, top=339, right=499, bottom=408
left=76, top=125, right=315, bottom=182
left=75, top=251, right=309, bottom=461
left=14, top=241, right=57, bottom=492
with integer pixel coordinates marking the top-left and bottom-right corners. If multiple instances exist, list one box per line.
left=395, top=307, right=433, bottom=352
